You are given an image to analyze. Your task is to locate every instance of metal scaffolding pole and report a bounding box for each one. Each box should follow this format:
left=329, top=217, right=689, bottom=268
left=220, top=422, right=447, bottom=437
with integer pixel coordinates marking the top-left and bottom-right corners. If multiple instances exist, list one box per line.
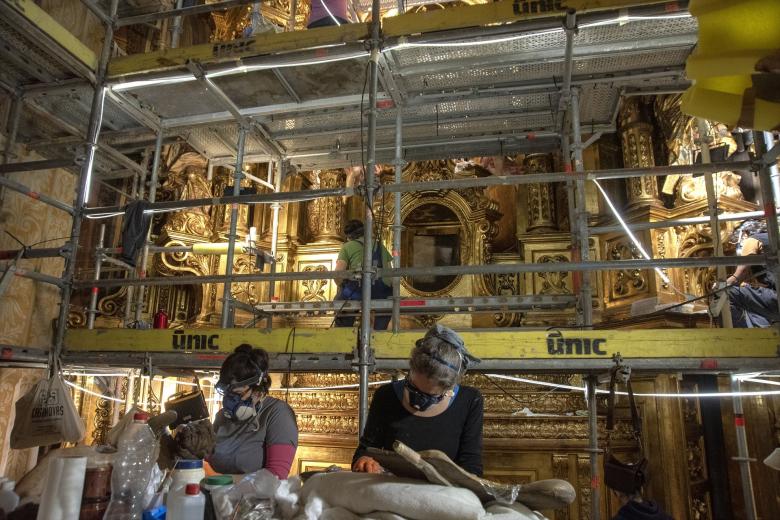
left=392, top=109, right=403, bottom=333
left=0, top=266, right=64, bottom=288
left=0, top=176, right=75, bottom=214
left=134, top=129, right=164, bottom=323
left=571, top=88, right=593, bottom=327
left=359, top=0, right=381, bottom=436
left=698, top=119, right=732, bottom=327
left=756, top=131, right=780, bottom=320
left=381, top=162, right=750, bottom=193
left=87, top=224, right=105, bottom=329
left=591, top=211, right=765, bottom=234
left=730, top=376, right=757, bottom=520
left=116, top=0, right=253, bottom=26
left=82, top=162, right=747, bottom=217
left=221, top=126, right=247, bottom=328
left=52, top=0, right=119, bottom=364
left=125, top=152, right=148, bottom=326
left=555, top=10, right=576, bottom=132
left=1, top=94, right=21, bottom=161
left=76, top=254, right=767, bottom=290
left=170, top=0, right=184, bottom=49
left=586, top=375, right=600, bottom=520
left=83, top=185, right=349, bottom=216
left=267, top=160, right=282, bottom=331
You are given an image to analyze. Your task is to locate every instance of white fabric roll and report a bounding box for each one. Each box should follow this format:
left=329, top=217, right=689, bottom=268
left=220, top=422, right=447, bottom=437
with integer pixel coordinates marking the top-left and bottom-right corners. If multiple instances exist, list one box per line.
left=296, top=472, right=485, bottom=520
left=36, top=456, right=87, bottom=520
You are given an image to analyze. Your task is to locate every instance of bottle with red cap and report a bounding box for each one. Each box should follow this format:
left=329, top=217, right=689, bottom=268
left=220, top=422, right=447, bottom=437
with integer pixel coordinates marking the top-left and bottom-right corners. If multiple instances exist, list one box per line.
left=167, top=483, right=205, bottom=520
left=105, top=412, right=157, bottom=519
left=152, top=309, right=168, bottom=329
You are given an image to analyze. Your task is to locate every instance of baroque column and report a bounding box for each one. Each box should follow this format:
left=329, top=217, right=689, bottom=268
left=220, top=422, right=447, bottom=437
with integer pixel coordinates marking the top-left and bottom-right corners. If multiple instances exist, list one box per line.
left=306, top=169, right=346, bottom=243
left=620, top=98, right=661, bottom=209
left=523, top=154, right=557, bottom=232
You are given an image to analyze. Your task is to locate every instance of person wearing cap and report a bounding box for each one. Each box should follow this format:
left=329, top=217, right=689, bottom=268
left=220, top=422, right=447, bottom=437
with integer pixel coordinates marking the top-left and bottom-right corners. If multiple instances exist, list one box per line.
left=352, top=325, right=484, bottom=476
left=723, top=219, right=778, bottom=327
left=209, top=344, right=298, bottom=479
left=334, top=219, right=394, bottom=330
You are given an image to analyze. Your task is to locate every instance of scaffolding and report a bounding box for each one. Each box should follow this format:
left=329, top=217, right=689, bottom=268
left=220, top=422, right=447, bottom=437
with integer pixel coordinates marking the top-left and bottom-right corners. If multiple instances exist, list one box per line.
left=1, top=0, right=780, bottom=518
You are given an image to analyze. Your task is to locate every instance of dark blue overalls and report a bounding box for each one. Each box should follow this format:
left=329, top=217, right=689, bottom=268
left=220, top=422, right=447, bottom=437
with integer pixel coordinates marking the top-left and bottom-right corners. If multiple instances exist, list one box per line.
left=728, top=233, right=779, bottom=327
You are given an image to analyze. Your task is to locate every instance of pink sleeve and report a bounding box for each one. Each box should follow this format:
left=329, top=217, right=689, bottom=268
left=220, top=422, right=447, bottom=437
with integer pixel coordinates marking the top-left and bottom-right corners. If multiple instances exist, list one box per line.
left=265, top=443, right=297, bottom=479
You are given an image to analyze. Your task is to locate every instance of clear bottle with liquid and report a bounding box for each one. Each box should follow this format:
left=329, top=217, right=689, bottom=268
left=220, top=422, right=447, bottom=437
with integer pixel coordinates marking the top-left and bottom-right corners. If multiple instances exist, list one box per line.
left=104, top=412, right=157, bottom=519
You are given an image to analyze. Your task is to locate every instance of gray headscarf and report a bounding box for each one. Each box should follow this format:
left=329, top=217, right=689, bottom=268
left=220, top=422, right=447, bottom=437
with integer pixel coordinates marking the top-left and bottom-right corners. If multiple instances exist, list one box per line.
left=416, top=324, right=481, bottom=372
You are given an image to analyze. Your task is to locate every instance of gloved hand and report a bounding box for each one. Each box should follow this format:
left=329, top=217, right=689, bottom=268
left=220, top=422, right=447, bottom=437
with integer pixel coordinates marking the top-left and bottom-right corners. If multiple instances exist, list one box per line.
left=352, top=456, right=383, bottom=474
left=175, top=418, right=216, bottom=460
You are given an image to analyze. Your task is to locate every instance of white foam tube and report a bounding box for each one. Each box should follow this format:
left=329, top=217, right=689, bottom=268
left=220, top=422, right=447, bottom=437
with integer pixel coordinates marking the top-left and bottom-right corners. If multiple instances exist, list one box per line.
left=37, top=456, right=87, bottom=520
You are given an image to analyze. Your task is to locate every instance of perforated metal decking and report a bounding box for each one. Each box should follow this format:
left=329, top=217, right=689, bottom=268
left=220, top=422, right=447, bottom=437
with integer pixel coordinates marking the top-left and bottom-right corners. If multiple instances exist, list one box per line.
left=2, top=1, right=696, bottom=173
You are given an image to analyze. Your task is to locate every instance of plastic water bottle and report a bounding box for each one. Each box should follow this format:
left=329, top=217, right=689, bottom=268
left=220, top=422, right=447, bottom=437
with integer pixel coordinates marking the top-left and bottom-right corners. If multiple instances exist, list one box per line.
left=105, top=412, right=157, bottom=520
left=167, top=483, right=205, bottom=520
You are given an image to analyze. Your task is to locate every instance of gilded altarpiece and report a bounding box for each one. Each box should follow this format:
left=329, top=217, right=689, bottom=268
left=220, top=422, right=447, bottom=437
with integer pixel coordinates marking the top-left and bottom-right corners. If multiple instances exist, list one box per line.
left=376, top=160, right=501, bottom=329
left=289, top=169, right=346, bottom=327
left=516, top=153, right=603, bottom=326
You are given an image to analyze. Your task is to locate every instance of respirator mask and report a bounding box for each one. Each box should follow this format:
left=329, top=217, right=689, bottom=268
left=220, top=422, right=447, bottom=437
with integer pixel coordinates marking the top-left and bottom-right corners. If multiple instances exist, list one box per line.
left=216, top=359, right=265, bottom=421
left=404, top=378, right=445, bottom=412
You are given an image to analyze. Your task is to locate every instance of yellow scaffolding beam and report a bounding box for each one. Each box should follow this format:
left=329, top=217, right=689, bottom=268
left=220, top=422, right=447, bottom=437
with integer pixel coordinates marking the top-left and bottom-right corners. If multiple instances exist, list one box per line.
left=65, top=327, right=780, bottom=361
left=5, top=0, right=98, bottom=71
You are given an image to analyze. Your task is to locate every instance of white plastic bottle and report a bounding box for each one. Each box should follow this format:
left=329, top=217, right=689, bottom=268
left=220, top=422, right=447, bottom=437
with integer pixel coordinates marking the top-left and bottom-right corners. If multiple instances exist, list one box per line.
left=167, top=483, right=205, bottom=520
left=0, top=479, right=19, bottom=513
left=104, top=412, right=157, bottom=520
left=170, top=459, right=205, bottom=495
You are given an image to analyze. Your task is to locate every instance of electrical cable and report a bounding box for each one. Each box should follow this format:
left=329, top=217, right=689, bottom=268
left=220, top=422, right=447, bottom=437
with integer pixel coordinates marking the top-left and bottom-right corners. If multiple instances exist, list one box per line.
left=479, top=372, right=557, bottom=408
left=284, top=327, right=296, bottom=403
left=486, top=373, right=780, bottom=399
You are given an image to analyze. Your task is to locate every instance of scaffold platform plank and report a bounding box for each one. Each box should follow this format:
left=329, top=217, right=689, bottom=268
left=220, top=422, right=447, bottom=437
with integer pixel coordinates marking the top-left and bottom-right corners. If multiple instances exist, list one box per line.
left=64, top=328, right=780, bottom=372
left=108, top=23, right=371, bottom=77
left=2, top=0, right=97, bottom=72
left=383, top=0, right=672, bottom=37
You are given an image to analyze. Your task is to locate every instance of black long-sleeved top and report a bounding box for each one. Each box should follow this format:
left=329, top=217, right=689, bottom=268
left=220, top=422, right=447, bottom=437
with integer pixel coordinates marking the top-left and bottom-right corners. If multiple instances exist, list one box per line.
left=353, top=382, right=484, bottom=476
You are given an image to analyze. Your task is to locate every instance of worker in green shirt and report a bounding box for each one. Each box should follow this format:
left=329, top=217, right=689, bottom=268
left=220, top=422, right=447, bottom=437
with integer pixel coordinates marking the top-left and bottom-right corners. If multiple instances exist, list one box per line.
left=333, top=219, right=393, bottom=329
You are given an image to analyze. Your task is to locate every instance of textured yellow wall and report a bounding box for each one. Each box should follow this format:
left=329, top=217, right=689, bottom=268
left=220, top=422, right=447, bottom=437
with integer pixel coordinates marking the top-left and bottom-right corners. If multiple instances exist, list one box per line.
left=0, top=133, right=76, bottom=479
left=0, top=137, right=75, bottom=348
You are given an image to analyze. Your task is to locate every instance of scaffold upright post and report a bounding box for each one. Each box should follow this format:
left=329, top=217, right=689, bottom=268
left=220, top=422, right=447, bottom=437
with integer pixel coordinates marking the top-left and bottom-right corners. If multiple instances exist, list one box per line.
left=267, top=159, right=283, bottom=331
left=221, top=125, right=247, bottom=328
left=756, top=131, right=780, bottom=320
left=586, top=375, right=600, bottom=520
left=392, top=108, right=403, bottom=332
left=697, top=119, right=732, bottom=327
left=52, top=0, right=119, bottom=367
left=170, top=0, right=184, bottom=49
left=125, top=150, right=148, bottom=326
left=570, top=88, right=593, bottom=327
left=87, top=224, right=105, bottom=329
left=730, top=375, right=757, bottom=520
left=0, top=94, right=22, bottom=205
left=134, top=129, right=164, bottom=323
left=359, top=0, right=381, bottom=436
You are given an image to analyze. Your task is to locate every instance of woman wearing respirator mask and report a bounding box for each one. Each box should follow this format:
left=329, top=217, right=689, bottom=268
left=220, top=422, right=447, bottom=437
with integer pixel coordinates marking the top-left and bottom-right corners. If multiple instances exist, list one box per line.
left=352, top=325, right=484, bottom=476
left=209, top=344, right=298, bottom=478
